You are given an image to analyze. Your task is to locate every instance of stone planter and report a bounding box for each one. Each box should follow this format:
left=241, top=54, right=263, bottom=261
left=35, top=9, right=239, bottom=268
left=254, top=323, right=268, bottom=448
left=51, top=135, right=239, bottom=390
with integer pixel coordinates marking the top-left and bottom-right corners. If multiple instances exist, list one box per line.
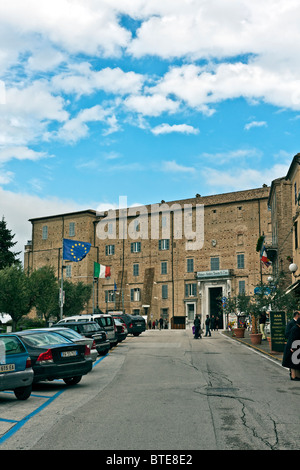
left=233, top=327, right=245, bottom=338
left=249, top=333, right=262, bottom=345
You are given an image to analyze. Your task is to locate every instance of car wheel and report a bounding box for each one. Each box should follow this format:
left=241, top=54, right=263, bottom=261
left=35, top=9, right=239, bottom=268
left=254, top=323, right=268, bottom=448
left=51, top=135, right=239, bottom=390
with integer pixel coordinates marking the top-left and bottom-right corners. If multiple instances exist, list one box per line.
left=14, top=385, right=32, bottom=400
left=133, top=332, right=141, bottom=336
left=63, top=376, right=82, bottom=386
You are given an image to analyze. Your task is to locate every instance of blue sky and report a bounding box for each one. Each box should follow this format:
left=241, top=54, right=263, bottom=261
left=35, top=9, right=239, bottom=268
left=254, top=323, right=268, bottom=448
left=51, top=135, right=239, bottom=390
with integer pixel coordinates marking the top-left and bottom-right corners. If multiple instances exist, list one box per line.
left=0, top=0, right=300, bottom=256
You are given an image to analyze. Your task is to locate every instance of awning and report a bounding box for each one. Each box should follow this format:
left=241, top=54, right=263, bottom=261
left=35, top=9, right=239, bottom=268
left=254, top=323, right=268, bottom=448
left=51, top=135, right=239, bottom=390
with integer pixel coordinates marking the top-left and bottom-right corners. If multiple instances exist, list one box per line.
left=285, top=279, right=300, bottom=294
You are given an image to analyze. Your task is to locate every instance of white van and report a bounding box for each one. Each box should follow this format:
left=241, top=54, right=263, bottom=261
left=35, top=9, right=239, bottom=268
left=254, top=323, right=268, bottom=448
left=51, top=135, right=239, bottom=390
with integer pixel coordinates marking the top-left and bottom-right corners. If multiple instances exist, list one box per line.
left=57, top=314, right=118, bottom=348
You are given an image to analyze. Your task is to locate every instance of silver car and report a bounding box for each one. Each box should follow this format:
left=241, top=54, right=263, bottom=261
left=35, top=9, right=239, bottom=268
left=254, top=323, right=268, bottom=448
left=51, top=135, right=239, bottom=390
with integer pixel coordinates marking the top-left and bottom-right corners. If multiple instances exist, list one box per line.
left=0, top=334, right=34, bottom=400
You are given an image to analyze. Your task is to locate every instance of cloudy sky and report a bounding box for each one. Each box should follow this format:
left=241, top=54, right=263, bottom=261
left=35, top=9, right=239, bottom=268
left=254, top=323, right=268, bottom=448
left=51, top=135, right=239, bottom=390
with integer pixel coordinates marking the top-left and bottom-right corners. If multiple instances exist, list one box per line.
left=0, top=0, right=299, bottom=258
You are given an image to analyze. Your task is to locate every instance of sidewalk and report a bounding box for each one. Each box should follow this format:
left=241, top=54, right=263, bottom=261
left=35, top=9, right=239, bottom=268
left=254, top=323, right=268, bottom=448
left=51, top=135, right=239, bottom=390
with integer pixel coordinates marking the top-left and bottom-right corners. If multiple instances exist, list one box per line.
left=221, top=329, right=284, bottom=363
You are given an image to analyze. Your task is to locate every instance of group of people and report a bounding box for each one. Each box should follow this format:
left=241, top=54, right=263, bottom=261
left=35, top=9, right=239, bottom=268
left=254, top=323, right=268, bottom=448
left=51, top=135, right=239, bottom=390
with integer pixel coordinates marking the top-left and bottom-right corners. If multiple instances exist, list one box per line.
left=193, top=314, right=219, bottom=339
left=148, top=318, right=166, bottom=330
left=282, top=311, right=300, bottom=381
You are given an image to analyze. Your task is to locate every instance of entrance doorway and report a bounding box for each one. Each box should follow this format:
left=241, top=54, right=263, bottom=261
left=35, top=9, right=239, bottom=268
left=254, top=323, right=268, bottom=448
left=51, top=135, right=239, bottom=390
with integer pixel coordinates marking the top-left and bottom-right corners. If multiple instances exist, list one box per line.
left=209, top=287, right=223, bottom=328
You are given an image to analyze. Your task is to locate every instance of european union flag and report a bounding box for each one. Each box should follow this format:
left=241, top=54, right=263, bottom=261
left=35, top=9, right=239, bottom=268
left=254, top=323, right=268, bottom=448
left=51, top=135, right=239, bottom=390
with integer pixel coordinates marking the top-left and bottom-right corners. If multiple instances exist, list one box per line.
left=63, top=239, right=91, bottom=262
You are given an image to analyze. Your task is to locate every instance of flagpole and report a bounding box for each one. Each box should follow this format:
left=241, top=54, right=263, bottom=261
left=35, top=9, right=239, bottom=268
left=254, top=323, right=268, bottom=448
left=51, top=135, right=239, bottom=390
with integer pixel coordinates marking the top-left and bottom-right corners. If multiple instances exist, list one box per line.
left=60, top=263, right=64, bottom=320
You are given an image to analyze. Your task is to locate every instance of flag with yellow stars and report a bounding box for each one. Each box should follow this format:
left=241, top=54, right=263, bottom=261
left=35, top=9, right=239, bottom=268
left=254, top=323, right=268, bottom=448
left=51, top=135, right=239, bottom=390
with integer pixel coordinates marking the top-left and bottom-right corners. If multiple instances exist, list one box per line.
left=63, top=238, right=91, bottom=262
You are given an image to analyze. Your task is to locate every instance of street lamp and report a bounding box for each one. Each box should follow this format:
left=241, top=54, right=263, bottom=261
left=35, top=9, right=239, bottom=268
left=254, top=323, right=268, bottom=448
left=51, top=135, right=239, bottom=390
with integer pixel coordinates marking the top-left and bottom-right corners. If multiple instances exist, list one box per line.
left=289, top=263, right=300, bottom=278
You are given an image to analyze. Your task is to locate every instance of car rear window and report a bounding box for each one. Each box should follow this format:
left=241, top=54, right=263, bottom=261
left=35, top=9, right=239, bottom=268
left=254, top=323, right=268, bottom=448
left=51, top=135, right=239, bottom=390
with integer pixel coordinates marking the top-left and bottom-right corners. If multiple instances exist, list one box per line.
left=0, top=336, right=26, bottom=356
left=21, top=332, right=73, bottom=347
left=80, top=324, right=100, bottom=333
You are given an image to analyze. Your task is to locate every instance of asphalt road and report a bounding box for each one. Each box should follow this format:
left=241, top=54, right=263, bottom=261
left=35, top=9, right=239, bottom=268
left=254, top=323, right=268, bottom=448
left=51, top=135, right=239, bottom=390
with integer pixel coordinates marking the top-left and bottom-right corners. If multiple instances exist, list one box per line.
left=1, top=329, right=299, bottom=451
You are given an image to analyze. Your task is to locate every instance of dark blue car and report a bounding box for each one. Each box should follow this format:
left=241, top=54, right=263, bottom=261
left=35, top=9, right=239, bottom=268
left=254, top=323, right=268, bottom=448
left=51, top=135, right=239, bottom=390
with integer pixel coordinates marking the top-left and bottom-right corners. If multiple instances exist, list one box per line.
left=0, top=334, right=34, bottom=400
left=15, top=329, right=93, bottom=385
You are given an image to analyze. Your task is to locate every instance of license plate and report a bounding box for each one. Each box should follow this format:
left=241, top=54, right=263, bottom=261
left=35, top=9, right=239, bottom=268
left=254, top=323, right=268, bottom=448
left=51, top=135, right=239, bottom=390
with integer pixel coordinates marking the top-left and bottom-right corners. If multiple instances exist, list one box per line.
left=136, top=323, right=141, bottom=326
left=0, top=364, right=15, bottom=372
left=61, top=351, right=78, bottom=357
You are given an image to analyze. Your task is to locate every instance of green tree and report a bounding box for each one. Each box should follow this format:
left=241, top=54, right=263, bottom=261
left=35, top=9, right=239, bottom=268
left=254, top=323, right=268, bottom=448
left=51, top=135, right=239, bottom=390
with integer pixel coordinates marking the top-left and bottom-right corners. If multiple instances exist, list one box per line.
left=0, top=265, right=33, bottom=330
left=0, top=217, right=21, bottom=269
left=51, top=279, right=92, bottom=322
left=30, top=266, right=59, bottom=324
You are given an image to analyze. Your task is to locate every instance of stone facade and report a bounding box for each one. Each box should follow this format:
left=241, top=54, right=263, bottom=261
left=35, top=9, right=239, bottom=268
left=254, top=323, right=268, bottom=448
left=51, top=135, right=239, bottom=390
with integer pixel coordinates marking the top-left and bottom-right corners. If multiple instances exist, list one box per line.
left=24, top=187, right=272, bottom=328
left=285, top=153, right=300, bottom=285
left=267, top=177, right=293, bottom=288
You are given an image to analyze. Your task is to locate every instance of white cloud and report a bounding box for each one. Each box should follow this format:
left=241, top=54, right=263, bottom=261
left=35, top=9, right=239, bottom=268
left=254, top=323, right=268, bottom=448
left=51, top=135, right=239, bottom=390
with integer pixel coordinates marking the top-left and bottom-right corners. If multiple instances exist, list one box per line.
left=52, top=64, right=145, bottom=97
left=54, top=105, right=118, bottom=142
left=161, top=160, right=195, bottom=174
left=202, top=163, right=290, bottom=192
left=153, top=62, right=300, bottom=113
left=151, top=123, right=199, bottom=135
left=244, top=121, right=267, bottom=131
left=0, top=146, right=48, bottom=163
left=124, top=94, right=179, bottom=116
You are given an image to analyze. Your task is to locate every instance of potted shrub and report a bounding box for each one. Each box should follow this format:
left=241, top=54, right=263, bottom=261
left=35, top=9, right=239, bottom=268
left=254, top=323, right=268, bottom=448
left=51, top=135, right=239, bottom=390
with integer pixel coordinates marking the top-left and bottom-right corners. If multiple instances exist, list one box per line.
left=222, top=293, right=250, bottom=338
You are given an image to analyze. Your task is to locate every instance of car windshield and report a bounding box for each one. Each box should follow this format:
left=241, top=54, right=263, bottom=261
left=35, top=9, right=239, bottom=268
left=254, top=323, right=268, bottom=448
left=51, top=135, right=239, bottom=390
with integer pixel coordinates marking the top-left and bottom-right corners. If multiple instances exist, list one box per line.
left=21, top=332, right=73, bottom=347
left=80, top=324, right=100, bottom=333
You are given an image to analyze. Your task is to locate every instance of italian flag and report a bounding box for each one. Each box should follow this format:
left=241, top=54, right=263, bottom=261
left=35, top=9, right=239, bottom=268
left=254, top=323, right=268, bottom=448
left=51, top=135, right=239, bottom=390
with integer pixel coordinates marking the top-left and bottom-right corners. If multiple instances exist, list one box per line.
left=94, top=262, right=111, bottom=278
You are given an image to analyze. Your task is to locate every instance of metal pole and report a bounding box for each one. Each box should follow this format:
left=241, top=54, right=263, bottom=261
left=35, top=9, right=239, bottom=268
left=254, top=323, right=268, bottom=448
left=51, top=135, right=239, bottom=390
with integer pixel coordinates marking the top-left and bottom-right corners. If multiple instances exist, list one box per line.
left=60, top=264, right=64, bottom=320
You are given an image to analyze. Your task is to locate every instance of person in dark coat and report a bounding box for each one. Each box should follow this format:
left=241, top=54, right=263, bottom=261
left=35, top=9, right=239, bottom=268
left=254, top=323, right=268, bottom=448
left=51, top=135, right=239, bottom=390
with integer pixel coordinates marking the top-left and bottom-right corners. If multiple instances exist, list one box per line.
left=205, top=315, right=211, bottom=337
left=285, top=311, right=300, bottom=339
left=193, top=315, right=201, bottom=339
left=282, top=317, right=300, bottom=380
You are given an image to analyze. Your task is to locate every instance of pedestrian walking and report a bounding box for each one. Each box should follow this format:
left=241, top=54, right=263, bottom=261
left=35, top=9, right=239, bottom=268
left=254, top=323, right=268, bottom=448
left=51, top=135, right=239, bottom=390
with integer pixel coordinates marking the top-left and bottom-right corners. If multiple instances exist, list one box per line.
left=152, top=320, right=156, bottom=329
left=193, top=315, right=201, bottom=339
left=211, top=315, right=216, bottom=331
left=159, top=317, right=164, bottom=330
left=215, top=316, right=219, bottom=331
left=205, top=315, right=211, bottom=337
left=282, top=317, right=300, bottom=380
left=155, top=319, right=158, bottom=329
left=148, top=319, right=152, bottom=330
left=259, top=311, right=267, bottom=340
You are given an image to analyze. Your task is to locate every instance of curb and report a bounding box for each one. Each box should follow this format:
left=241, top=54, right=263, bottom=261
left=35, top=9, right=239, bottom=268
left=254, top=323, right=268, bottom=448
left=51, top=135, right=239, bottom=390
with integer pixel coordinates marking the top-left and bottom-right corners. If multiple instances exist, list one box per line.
left=220, top=331, right=283, bottom=363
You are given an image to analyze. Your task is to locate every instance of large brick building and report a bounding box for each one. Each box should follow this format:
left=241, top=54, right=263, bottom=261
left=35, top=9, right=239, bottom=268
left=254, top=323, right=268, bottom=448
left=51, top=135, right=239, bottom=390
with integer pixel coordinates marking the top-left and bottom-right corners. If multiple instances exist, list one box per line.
left=24, top=186, right=273, bottom=328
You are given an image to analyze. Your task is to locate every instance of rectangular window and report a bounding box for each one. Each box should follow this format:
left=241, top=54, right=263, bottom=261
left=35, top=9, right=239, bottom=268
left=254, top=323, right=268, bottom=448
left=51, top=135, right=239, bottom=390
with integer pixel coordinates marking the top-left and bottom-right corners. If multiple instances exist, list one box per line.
left=295, top=221, right=298, bottom=250
left=130, top=288, right=141, bottom=302
left=161, top=261, right=168, bottom=275
left=210, top=257, right=219, bottom=270
left=131, top=242, right=141, bottom=253
left=158, top=239, right=170, bottom=250
left=105, top=290, right=115, bottom=303
left=185, top=283, right=197, bottom=297
left=237, top=253, right=245, bottom=269
left=239, top=280, right=246, bottom=294
left=133, top=263, right=139, bottom=276
left=187, top=258, right=194, bottom=273
left=69, top=222, right=75, bottom=237
left=162, top=285, right=168, bottom=299
left=42, top=225, right=48, bottom=240
left=66, top=265, right=72, bottom=278
left=105, top=244, right=115, bottom=255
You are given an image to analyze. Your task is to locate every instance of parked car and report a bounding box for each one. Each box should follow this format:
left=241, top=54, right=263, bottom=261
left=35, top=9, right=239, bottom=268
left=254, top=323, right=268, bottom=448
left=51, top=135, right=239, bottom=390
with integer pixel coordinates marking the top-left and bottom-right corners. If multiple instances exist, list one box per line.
left=14, top=329, right=93, bottom=385
left=35, top=327, right=98, bottom=362
left=52, top=321, right=110, bottom=356
left=57, top=314, right=118, bottom=348
left=114, top=318, right=128, bottom=342
left=0, top=334, right=33, bottom=400
left=110, top=313, right=146, bottom=336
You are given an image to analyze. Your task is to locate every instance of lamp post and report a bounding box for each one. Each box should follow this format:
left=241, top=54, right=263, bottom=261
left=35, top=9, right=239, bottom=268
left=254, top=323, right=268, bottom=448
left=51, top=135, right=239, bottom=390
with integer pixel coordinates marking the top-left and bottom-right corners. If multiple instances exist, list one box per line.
left=289, top=263, right=300, bottom=278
